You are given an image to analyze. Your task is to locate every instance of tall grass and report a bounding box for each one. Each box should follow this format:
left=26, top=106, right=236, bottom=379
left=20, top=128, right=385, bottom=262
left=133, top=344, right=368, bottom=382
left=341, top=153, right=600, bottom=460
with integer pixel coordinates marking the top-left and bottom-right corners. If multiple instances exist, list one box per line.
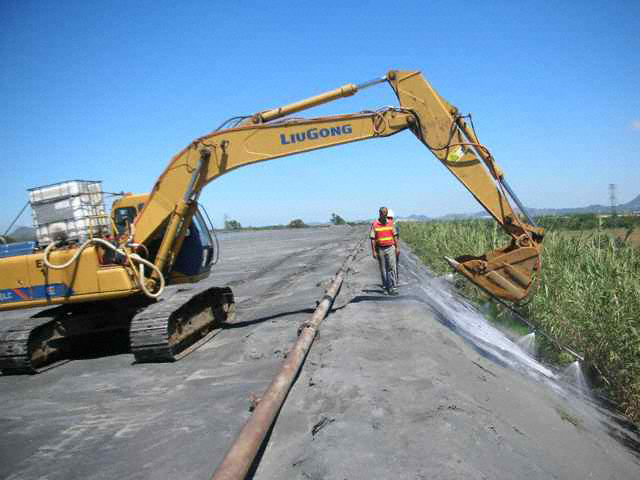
left=401, top=220, right=640, bottom=422
left=400, top=219, right=501, bottom=276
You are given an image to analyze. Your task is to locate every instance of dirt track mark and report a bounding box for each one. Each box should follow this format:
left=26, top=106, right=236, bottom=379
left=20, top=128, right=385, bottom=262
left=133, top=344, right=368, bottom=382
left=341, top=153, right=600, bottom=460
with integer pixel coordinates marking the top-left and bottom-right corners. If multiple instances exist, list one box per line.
left=233, top=236, right=359, bottom=311
left=225, top=246, right=320, bottom=288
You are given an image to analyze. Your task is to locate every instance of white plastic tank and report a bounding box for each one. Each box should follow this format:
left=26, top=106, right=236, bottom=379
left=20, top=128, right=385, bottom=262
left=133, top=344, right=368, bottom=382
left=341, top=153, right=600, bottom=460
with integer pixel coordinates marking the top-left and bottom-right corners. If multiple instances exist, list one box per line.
left=28, top=180, right=110, bottom=245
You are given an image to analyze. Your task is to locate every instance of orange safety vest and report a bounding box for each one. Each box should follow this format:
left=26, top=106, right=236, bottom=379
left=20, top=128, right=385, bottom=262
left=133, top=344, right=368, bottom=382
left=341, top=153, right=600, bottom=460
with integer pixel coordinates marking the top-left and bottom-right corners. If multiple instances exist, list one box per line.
left=372, top=219, right=395, bottom=247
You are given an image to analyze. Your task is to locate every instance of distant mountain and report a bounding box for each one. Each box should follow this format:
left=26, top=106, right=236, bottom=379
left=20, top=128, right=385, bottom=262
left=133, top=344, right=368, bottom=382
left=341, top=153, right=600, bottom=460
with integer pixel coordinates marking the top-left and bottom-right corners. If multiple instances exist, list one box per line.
left=629, top=194, right=640, bottom=210
left=403, top=214, right=431, bottom=222
left=615, top=193, right=640, bottom=212
left=525, top=193, right=640, bottom=217
left=438, top=212, right=487, bottom=221
left=402, top=193, right=640, bottom=221
left=399, top=211, right=486, bottom=222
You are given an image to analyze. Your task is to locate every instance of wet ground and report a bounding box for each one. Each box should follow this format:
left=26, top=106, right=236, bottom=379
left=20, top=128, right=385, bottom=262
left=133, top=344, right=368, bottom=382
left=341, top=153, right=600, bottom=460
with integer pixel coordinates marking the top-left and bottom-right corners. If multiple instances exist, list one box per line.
left=255, top=242, right=640, bottom=479
left=1, top=225, right=639, bottom=479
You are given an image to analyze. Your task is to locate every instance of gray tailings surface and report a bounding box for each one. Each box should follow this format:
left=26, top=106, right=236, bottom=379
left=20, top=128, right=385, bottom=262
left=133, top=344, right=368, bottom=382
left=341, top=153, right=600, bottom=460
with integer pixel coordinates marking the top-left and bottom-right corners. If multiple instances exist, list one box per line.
left=1, top=225, right=639, bottom=479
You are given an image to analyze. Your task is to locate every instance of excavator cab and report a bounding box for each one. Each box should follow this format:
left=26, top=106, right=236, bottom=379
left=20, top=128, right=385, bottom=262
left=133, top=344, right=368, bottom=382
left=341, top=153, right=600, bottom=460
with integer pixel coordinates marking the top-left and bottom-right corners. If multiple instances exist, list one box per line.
left=171, top=208, right=214, bottom=282
left=111, top=193, right=149, bottom=237
left=111, top=194, right=214, bottom=283
left=113, top=206, right=137, bottom=236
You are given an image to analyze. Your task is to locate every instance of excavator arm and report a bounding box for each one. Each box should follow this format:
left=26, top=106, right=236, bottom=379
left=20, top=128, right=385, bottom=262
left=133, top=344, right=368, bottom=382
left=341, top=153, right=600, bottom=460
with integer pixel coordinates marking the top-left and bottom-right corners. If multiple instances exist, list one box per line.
left=132, top=108, right=413, bottom=270
left=134, top=70, right=543, bottom=302
left=386, top=71, right=544, bottom=301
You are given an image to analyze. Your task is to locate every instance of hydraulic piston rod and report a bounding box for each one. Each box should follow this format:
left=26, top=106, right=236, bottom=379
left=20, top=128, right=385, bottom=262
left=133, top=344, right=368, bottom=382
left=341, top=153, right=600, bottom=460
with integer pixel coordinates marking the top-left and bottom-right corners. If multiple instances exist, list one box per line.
left=255, top=84, right=358, bottom=123
left=500, top=178, right=538, bottom=227
left=253, top=74, right=388, bottom=124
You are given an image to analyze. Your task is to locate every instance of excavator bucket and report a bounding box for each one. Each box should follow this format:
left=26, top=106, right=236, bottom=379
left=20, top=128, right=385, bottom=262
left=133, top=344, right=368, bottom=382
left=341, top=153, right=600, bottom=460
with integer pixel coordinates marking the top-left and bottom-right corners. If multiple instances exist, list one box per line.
left=445, top=242, right=542, bottom=303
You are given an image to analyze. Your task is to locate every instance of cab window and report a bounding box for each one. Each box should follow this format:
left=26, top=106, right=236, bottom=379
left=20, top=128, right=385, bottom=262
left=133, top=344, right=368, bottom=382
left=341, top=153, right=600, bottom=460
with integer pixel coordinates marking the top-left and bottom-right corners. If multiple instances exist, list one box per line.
left=113, top=207, right=137, bottom=235
left=193, top=210, right=212, bottom=248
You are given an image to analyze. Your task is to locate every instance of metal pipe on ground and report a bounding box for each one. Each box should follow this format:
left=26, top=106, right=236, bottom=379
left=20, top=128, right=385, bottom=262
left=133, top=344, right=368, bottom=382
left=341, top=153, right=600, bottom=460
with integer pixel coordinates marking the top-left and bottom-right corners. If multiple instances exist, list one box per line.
left=211, top=240, right=363, bottom=480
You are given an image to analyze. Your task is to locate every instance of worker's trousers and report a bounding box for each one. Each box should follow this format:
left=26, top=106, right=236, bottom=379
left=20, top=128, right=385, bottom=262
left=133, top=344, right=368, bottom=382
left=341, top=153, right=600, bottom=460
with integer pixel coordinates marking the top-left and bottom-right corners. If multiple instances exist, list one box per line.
left=376, top=245, right=397, bottom=290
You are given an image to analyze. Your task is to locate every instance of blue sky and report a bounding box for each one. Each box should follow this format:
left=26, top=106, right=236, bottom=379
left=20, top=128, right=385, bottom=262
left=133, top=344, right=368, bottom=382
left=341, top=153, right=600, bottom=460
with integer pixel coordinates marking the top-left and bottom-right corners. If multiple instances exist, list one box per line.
left=1, top=0, right=638, bottom=230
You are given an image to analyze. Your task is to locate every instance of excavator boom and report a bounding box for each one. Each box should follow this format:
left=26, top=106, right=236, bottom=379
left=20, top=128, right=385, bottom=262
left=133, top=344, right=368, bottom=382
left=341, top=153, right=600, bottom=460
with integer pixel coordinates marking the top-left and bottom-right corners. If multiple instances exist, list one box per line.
left=137, top=70, right=543, bottom=302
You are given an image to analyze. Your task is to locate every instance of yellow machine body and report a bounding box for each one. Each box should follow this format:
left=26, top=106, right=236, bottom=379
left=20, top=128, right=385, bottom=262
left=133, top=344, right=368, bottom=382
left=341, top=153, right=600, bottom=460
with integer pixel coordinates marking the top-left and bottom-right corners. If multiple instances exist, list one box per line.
left=1, top=69, right=543, bottom=314
left=0, top=247, right=138, bottom=310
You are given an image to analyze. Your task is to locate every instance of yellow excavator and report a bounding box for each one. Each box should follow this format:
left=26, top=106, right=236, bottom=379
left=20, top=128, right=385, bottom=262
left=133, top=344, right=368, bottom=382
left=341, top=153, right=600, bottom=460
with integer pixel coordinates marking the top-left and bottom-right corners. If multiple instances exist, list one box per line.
left=0, top=69, right=544, bottom=373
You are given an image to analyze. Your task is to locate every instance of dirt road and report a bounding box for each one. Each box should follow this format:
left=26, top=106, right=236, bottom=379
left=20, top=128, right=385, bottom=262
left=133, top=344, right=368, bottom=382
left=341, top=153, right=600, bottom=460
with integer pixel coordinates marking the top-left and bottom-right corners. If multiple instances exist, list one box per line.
left=1, top=226, right=639, bottom=479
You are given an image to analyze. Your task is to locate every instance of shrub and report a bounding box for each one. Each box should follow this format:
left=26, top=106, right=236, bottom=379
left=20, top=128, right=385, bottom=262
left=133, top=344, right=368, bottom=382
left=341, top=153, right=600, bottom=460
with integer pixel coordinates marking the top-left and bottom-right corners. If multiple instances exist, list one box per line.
left=331, top=213, right=346, bottom=225
left=288, top=219, right=307, bottom=228
left=224, top=219, right=242, bottom=230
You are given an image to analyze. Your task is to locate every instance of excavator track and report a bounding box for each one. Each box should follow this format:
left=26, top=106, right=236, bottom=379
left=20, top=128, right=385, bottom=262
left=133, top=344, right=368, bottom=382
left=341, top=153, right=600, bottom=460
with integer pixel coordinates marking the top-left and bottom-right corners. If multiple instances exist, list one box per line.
left=130, top=285, right=235, bottom=363
left=0, top=301, right=140, bottom=375
left=0, top=286, right=234, bottom=373
left=0, top=308, right=136, bottom=375
left=0, top=316, right=67, bottom=374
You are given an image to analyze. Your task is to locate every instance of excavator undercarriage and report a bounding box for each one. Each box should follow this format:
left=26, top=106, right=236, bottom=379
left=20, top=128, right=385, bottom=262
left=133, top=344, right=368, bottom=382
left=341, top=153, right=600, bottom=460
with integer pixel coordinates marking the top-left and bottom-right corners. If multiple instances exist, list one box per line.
left=0, top=287, right=235, bottom=373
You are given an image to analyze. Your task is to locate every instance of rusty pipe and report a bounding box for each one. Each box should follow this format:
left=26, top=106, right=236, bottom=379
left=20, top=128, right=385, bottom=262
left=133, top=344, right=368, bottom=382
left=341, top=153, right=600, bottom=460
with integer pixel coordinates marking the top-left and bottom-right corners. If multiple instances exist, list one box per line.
left=211, top=241, right=363, bottom=480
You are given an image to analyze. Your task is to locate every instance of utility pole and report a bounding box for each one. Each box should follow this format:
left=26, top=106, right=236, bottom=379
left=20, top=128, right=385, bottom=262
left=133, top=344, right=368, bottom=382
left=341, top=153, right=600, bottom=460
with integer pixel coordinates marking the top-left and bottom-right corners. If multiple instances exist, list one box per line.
left=609, top=183, right=617, bottom=217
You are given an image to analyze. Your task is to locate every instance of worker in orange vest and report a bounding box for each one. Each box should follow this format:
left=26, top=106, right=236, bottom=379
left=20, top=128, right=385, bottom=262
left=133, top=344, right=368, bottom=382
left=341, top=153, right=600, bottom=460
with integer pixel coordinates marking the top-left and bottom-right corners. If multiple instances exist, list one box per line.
left=370, top=206, right=399, bottom=295
left=387, top=208, right=400, bottom=284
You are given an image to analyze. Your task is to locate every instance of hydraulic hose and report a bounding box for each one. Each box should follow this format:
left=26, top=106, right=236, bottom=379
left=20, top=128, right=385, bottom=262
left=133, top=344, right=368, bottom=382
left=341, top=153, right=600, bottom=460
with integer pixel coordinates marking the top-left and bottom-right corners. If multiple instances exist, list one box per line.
left=43, top=238, right=165, bottom=299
